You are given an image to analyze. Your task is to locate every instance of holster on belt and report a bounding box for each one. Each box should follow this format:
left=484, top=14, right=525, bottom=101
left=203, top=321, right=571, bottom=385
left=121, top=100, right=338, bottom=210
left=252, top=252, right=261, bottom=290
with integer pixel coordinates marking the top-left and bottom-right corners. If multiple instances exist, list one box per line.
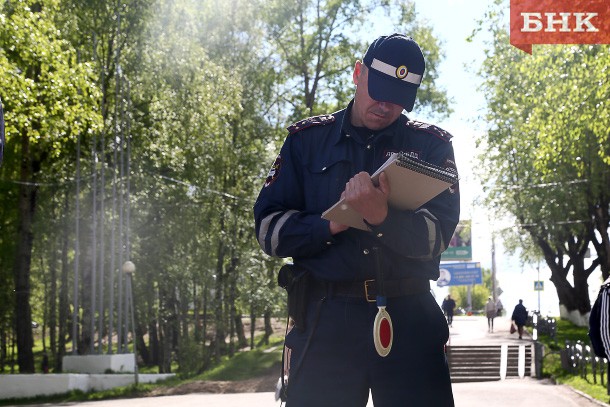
left=278, top=264, right=311, bottom=332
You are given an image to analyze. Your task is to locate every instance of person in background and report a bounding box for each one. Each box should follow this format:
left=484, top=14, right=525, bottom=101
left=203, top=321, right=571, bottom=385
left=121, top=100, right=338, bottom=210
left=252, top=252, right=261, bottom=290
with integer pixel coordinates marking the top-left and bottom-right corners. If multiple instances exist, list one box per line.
left=442, top=294, right=456, bottom=327
left=485, top=296, right=496, bottom=333
left=511, top=299, right=529, bottom=339
left=254, top=33, right=459, bottom=406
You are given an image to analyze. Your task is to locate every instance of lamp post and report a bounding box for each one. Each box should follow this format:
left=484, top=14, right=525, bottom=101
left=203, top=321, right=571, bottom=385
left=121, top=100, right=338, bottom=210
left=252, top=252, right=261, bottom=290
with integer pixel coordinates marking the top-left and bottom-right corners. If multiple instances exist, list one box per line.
left=122, top=260, right=138, bottom=385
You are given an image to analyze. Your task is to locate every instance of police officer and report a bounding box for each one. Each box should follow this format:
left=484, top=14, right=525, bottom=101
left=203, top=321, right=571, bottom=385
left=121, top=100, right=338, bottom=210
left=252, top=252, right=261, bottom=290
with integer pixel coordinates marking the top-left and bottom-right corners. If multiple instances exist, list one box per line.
left=254, top=34, right=459, bottom=407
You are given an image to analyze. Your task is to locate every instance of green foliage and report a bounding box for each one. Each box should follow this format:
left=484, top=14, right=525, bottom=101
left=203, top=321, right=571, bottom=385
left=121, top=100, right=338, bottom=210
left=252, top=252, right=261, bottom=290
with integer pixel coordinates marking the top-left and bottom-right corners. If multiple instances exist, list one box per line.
left=0, top=0, right=102, bottom=150
left=176, top=334, right=206, bottom=376
left=449, top=268, right=493, bottom=310
left=262, top=0, right=451, bottom=121
left=450, top=284, right=486, bottom=311
left=473, top=2, right=610, bottom=314
left=0, top=0, right=103, bottom=370
left=384, top=0, right=452, bottom=120
left=536, top=319, right=610, bottom=405
left=0, top=0, right=454, bottom=377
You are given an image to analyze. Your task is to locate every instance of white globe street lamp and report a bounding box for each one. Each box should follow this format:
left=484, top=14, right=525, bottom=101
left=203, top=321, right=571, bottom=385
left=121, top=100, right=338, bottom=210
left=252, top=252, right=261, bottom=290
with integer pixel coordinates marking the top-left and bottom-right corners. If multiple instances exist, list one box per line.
left=122, top=260, right=136, bottom=274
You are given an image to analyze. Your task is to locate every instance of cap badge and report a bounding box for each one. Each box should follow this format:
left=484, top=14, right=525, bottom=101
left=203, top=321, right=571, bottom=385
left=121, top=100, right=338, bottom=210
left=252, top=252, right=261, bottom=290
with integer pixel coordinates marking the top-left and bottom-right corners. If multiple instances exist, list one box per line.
left=370, top=58, right=422, bottom=85
left=395, top=65, right=408, bottom=79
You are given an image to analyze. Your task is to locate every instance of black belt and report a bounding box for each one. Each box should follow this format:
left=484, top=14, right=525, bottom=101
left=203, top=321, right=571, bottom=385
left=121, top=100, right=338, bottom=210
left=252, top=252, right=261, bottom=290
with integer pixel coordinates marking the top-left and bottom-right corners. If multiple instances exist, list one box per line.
left=311, top=277, right=430, bottom=302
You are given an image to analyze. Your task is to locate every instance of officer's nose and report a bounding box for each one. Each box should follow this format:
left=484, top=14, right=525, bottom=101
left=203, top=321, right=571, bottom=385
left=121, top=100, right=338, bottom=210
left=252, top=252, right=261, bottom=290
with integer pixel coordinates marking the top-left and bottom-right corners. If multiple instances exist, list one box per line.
left=376, top=101, right=389, bottom=111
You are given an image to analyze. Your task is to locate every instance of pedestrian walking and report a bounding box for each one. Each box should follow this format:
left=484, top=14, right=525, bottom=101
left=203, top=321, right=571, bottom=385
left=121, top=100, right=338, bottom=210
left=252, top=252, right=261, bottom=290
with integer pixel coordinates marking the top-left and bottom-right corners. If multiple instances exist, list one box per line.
left=485, top=296, right=496, bottom=333
left=442, top=294, right=456, bottom=327
left=511, top=299, right=528, bottom=339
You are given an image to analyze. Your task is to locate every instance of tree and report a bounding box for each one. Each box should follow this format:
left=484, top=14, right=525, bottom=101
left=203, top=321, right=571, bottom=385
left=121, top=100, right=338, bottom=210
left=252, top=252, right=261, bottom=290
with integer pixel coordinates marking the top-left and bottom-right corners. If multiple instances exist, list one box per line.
left=0, top=0, right=461, bottom=375
left=119, top=0, right=281, bottom=371
left=58, top=0, right=155, bottom=355
left=474, top=3, right=609, bottom=324
left=0, top=0, right=101, bottom=371
left=263, top=0, right=451, bottom=122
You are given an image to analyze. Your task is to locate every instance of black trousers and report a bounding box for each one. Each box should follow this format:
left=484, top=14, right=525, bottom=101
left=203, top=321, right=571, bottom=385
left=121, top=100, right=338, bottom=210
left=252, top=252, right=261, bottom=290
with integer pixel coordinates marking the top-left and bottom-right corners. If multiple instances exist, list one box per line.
left=284, top=291, right=454, bottom=407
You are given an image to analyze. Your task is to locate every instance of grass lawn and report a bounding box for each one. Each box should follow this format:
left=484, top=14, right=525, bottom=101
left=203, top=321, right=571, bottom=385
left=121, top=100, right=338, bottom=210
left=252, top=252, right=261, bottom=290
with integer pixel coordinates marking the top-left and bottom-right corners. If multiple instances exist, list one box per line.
left=537, top=318, right=610, bottom=405
left=0, top=334, right=284, bottom=406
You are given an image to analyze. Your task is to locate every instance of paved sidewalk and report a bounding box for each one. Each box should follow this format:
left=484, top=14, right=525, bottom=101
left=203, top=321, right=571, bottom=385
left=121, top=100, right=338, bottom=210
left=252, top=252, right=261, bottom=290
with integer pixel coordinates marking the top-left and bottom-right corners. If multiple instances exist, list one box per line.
left=448, top=314, right=532, bottom=346
left=8, top=315, right=609, bottom=407
left=35, top=380, right=602, bottom=407
left=447, top=315, right=608, bottom=406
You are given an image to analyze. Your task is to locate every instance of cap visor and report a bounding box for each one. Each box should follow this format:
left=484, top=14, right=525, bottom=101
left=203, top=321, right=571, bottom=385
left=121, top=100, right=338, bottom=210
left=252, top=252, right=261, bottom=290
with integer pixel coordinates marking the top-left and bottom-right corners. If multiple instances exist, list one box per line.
left=368, top=70, right=418, bottom=112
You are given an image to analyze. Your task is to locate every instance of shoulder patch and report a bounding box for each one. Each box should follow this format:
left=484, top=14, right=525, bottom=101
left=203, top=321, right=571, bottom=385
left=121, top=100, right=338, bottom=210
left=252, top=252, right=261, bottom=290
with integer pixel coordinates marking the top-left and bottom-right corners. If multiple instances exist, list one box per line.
left=406, top=120, right=453, bottom=142
left=287, top=114, right=336, bottom=135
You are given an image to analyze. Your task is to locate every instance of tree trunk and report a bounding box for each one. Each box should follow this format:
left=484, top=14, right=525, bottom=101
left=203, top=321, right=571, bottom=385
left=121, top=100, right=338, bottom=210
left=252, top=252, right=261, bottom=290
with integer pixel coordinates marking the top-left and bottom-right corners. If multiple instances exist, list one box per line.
left=571, top=256, right=593, bottom=314
left=143, top=276, right=158, bottom=366
left=193, top=282, right=201, bottom=342
left=42, top=264, right=48, bottom=352
left=56, top=189, right=71, bottom=371
left=0, top=331, right=6, bottom=371
left=135, top=323, right=149, bottom=365
left=264, top=310, right=273, bottom=345
left=250, top=311, right=255, bottom=350
left=213, top=236, right=226, bottom=363
left=227, top=256, right=240, bottom=356
left=13, top=133, right=36, bottom=373
left=234, top=315, right=247, bottom=349
left=202, top=289, right=208, bottom=356
left=159, top=319, right=172, bottom=373
left=178, top=284, right=189, bottom=341
left=79, top=241, right=93, bottom=354
left=49, top=234, right=58, bottom=365
left=148, top=319, right=159, bottom=366
left=537, top=232, right=593, bottom=325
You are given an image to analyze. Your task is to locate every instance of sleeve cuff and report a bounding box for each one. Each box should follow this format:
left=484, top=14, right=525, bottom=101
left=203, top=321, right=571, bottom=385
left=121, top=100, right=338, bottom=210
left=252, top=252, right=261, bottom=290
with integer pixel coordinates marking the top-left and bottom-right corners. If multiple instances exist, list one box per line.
left=363, top=219, right=387, bottom=239
left=314, top=218, right=336, bottom=248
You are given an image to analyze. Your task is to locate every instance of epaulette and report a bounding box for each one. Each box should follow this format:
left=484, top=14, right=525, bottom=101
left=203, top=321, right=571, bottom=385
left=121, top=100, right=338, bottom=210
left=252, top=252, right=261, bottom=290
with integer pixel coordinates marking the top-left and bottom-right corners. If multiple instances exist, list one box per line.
left=406, top=120, right=453, bottom=142
left=287, top=114, right=336, bottom=135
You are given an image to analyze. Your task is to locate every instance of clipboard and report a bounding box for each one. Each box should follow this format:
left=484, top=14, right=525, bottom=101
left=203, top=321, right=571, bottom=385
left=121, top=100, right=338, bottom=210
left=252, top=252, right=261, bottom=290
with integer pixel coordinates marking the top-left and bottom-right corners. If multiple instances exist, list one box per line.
left=321, top=153, right=459, bottom=230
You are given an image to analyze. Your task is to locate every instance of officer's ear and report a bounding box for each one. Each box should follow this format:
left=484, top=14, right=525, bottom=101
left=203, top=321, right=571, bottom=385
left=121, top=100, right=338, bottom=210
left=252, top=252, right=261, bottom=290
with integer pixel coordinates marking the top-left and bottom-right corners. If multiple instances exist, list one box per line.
left=353, top=60, right=364, bottom=85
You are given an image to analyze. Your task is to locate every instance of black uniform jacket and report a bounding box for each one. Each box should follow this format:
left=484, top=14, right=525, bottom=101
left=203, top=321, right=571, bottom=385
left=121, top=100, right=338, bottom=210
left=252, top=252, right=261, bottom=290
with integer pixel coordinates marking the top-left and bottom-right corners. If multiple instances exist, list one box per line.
left=254, top=101, right=460, bottom=283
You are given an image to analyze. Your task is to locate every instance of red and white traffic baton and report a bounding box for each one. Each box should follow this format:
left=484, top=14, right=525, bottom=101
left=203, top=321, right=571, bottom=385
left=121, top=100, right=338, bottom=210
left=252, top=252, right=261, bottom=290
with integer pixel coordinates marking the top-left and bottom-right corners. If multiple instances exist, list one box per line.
left=372, top=247, right=393, bottom=357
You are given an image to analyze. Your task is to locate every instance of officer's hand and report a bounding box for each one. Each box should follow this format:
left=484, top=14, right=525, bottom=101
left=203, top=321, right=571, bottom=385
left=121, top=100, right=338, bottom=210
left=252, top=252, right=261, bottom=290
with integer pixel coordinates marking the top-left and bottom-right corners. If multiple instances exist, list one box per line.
left=343, top=171, right=390, bottom=226
left=329, top=220, right=349, bottom=235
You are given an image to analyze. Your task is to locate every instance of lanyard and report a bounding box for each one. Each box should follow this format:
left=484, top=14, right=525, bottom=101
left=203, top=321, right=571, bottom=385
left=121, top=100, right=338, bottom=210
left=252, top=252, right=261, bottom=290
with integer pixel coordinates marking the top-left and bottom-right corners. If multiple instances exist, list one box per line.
left=372, top=247, right=393, bottom=357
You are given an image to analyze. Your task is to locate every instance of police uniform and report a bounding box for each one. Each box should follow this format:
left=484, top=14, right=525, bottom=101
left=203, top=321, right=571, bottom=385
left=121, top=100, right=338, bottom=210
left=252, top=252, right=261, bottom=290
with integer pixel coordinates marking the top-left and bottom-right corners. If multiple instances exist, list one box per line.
left=589, top=277, right=610, bottom=360
left=254, top=100, right=459, bottom=407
